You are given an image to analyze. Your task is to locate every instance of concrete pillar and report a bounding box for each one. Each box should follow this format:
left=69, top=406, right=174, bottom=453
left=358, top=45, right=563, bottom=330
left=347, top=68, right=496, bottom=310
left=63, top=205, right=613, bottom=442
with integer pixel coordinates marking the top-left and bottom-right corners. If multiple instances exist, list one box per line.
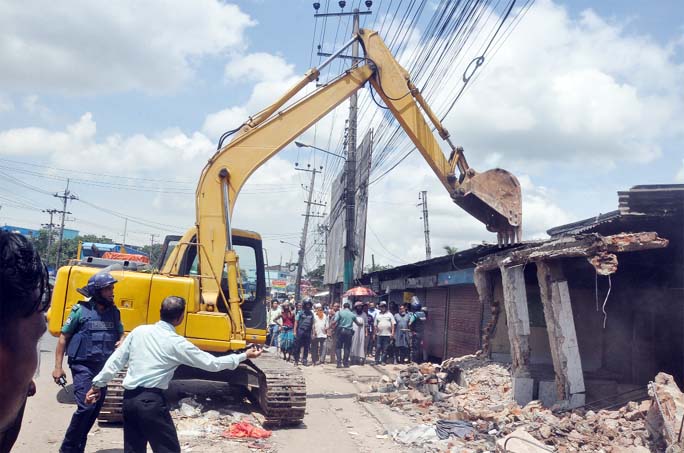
left=500, top=264, right=533, bottom=406
left=537, top=261, right=585, bottom=408
left=474, top=268, right=495, bottom=356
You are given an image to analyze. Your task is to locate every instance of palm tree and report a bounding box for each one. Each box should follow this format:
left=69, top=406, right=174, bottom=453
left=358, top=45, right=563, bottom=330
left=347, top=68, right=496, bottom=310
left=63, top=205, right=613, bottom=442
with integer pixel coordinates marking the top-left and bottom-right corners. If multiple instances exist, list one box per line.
left=443, top=245, right=458, bottom=255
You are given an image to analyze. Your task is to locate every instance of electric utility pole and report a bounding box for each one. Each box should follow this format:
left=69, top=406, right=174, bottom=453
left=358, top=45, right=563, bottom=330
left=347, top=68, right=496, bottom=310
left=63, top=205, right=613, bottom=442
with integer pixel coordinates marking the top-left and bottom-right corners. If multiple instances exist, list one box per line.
left=313, top=2, right=372, bottom=290
left=42, top=208, right=59, bottom=267
left=149, top=233, right=158, bottom=263
left=54, top=179, right=77, bottom=268
left=418, top=191, right=432, bottom=260
left=294, top=167, right=325, bottom=302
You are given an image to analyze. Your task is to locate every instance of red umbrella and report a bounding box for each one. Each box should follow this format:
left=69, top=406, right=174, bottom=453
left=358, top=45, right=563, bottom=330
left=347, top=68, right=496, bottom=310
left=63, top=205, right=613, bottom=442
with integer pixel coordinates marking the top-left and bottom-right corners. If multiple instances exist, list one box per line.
left=343, top=286, right=377, bottom=297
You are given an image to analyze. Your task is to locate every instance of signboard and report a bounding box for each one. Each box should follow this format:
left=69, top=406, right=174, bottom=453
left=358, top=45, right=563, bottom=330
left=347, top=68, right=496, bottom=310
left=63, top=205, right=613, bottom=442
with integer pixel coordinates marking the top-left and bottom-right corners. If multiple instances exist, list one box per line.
left=324, top=130, right=372, bottom=284
left=437, top=269, right=474, bottom=286
left=271, top=279, right=287, bottom=289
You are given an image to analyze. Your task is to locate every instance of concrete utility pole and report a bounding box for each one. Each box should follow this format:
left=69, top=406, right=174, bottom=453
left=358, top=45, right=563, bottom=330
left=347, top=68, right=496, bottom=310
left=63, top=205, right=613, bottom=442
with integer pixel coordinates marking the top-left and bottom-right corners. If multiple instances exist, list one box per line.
left=121, top=218, right=128, bottom=251
left=42, top=208, right=59, bottom=267
left=418, top=191, right=432, bottom=260
left=294, top=167, right=325, bottom=302
left=312, top=2, right=372, bottom=291
left=149, top=233, right=158, bottom=263
left=54, top=179, right=77, bottom=269
left=343, top=8, right=361, bottom=290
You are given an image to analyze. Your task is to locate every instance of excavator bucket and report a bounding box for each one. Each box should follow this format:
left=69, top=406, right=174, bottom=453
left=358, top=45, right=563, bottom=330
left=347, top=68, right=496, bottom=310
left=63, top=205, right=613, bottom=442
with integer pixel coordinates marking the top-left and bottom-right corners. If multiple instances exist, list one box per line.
left=451, top=168, right=522, bottom=246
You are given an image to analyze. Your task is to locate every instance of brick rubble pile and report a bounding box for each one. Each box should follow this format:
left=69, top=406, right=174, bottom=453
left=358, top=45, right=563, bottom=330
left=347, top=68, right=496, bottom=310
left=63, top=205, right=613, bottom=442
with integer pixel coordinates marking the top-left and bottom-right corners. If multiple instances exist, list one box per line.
left=362, top=355, right=660, bottom=452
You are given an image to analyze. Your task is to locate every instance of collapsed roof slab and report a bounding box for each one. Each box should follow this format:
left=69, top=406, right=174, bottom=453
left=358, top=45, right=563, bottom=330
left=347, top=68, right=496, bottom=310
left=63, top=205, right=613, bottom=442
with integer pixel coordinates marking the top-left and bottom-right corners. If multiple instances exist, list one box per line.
left=475, top=232, right=669, bottom=273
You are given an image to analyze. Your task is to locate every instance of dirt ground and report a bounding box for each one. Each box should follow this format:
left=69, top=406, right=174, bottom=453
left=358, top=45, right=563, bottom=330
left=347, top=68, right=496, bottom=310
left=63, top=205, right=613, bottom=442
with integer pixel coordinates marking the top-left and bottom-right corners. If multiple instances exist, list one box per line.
left=12, top=335, right=413, bottom=453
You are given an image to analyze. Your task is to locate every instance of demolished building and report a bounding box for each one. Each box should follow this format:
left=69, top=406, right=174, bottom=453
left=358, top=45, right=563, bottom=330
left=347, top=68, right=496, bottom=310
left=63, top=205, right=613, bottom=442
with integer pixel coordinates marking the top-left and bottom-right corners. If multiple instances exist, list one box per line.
left=363, top=184, right=684, bottom=414
left=476, top=184, right=683, bottom=409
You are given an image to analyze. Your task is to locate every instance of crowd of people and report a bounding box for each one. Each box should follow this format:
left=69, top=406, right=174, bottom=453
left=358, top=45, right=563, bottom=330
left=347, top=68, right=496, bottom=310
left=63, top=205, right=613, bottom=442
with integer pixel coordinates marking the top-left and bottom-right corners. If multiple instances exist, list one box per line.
left=266, top=295, right=427, bottom=368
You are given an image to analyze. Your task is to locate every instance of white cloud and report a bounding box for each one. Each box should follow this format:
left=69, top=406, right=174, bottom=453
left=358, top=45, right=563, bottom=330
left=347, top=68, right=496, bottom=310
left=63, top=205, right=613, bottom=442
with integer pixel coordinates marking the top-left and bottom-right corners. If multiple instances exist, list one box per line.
left=0, top=113, right=213, bottom=174
left=362, top=153, right=571, bottom=266
left=0, top=1, right=255, bottom=95
left=225, top=53, right=295, bottom=83
left=439, top=0, right=684, bottom=169
left=202, top=106, right=249, bottom=141
left=0, top=94, right=13, bottom=113
left=676, top=160, right=684, bottom=183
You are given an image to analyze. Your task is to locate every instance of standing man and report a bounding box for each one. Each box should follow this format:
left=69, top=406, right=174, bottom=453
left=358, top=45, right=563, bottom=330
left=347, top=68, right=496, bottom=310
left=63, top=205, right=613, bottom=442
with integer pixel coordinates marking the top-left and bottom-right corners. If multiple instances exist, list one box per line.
left=409, top=298, right=427, bottom=363
left=326, top=302, right=340, bottom=365
left=333, top=301, right=361, bottom=368
left=394, top=304, right=411, bottom=363
left=374, top=301, right=395, bottom=365
left=310, top=303, right=328, bottom=365
left=86, top=296, right=262, bottom=453
left=0, top=231, right=49, bottom=453
left=266, top=300, right=281, bottom=348
left=53, top=272, right=123, bottom=453
left=366, top=301, right=378, bottom=357
left=350, top=301, right=367, bottom=365
left=293, top=299, right=314, bottom=366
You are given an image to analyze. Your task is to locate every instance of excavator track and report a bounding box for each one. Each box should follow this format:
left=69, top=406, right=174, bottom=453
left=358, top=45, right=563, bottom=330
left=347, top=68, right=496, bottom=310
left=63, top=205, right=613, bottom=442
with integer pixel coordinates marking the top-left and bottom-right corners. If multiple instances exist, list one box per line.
left=248, top=354, right=306, bottom=426
left=97, top=368, right=126, bottom=424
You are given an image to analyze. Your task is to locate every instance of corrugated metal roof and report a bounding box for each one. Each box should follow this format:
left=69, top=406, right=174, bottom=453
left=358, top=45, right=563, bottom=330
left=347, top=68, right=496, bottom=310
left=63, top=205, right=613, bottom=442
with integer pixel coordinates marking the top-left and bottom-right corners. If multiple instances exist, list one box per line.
left=548, top=184, right=684, bottom=237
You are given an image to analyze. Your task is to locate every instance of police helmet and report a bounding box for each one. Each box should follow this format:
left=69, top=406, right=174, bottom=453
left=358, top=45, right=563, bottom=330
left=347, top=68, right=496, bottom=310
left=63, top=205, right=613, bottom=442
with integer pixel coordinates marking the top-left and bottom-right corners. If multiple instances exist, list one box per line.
left=79, top=272, right=117, bottom=298
left=410, top=296, right=422, bottom=312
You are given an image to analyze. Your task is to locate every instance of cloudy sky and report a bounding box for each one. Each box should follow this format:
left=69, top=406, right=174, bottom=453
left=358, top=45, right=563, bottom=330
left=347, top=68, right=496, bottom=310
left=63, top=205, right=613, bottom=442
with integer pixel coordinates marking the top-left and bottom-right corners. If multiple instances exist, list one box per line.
left=0, top=0, right=682, bottom=272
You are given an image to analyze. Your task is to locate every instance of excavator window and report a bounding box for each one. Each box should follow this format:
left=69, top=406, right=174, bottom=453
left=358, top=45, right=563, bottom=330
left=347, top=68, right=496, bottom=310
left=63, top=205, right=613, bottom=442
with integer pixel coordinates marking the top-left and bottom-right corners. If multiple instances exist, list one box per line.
left=175, top=234, right=267, bottom=330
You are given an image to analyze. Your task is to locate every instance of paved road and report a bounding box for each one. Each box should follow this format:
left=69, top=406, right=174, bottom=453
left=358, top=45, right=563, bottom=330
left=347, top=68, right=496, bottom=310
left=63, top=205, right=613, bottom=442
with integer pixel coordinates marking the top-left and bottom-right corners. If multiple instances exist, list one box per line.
left=12, top=336, right=410, bottom=452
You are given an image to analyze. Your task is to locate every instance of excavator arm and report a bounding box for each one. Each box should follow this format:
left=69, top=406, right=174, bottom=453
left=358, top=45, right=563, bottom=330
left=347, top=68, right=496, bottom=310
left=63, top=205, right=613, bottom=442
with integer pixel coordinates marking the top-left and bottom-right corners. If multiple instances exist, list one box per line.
left=193, top=29, right=521, bottom=321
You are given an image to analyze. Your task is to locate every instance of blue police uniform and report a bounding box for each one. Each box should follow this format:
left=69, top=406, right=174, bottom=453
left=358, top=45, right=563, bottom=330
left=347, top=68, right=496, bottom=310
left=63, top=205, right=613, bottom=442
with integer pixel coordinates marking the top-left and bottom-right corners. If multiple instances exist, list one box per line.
left=60, top=301, right=121, bottom=453
left=410, top=310, right=426, bottom=363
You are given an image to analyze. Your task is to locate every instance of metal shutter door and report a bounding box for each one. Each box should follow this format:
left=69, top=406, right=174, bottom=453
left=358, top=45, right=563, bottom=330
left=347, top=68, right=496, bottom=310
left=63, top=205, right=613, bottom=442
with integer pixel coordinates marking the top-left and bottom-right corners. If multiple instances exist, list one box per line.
left=425, top=287, right=447, bottom=359
left=446, top=285, right=481, bottom=358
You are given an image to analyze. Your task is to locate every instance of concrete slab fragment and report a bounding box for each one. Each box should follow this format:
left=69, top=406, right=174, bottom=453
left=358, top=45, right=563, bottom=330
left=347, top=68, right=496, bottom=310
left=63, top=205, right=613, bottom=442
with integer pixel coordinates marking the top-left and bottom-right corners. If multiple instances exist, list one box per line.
left=513, top=377, right=534, bottom=406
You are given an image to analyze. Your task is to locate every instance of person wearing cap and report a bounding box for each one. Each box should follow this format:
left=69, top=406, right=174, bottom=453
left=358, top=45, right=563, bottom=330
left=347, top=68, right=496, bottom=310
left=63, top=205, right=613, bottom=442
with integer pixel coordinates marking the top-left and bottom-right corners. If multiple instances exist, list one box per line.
left=293, top=299, right=314, bottom=366
left=53, top=272, right=123, bottom=453
left=350, top=301, right=368, bottom=365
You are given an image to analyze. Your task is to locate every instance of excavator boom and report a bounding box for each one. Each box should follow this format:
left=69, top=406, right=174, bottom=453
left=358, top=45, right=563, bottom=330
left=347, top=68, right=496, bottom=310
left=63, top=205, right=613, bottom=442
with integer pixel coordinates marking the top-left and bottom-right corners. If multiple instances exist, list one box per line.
left=195, top=29, right=522, bottom=309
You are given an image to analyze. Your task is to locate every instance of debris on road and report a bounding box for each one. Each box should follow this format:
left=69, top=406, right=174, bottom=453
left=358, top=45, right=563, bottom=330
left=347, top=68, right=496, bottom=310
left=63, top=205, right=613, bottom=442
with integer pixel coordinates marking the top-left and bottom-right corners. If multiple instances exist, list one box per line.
left=170, top=396, right=274, bottom=452
left=361, top=355, right=659, bottom=452
left=222, top=421, right=272, bottom=439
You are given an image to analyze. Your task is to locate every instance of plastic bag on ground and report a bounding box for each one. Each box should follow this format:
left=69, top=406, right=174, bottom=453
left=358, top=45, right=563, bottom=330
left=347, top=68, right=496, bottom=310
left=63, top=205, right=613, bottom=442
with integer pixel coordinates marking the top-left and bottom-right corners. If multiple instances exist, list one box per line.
left=222, top=420, right=272, bottom=439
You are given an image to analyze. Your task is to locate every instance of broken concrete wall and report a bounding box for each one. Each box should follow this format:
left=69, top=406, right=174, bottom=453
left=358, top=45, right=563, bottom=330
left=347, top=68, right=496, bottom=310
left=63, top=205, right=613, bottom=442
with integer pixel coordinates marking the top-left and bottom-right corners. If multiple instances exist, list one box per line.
left=561, top=250, right=684, bottom=390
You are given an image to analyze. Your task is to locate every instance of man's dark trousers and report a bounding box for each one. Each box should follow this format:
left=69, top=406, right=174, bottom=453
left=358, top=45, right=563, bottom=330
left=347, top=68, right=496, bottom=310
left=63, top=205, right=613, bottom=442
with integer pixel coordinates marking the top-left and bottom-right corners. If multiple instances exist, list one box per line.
left=60, top=362, right=107, bottom=453
left=375, top=336, right=391, bottom=364
left=122, top=388, right=180, bottom=453
left=335, top=328, right=353, bottom=367
left=294, top=334, right=311, bottom=365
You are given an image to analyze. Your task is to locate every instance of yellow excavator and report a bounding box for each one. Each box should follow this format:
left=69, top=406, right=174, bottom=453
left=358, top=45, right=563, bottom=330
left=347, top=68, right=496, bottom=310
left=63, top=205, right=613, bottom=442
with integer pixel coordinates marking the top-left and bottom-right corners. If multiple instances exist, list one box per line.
left=47, top=29, right=522, bottom=425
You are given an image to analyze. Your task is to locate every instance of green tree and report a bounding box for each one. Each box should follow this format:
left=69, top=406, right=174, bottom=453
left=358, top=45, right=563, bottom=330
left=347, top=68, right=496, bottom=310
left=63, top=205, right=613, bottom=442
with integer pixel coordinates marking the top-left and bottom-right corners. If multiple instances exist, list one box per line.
left=306, top=264, right=325, bottom=288
left=443, top=245, right=459, bottom=255
left=141, top=243, right=164, bottom=266
left=364, top=263, right=394, bottom=273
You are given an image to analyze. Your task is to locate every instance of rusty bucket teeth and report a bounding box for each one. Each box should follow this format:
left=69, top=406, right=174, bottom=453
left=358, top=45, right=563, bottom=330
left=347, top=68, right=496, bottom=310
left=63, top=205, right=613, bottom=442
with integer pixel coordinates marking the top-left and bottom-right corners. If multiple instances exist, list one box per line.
left=452, top=168, right=522, bottom=242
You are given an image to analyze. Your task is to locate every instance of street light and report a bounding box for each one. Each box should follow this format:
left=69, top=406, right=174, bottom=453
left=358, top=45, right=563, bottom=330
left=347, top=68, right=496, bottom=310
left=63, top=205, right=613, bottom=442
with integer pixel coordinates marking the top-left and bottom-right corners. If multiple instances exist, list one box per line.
left=294, top=141, right=346, bottom=160
left=279, top=240, right=298, bottom=247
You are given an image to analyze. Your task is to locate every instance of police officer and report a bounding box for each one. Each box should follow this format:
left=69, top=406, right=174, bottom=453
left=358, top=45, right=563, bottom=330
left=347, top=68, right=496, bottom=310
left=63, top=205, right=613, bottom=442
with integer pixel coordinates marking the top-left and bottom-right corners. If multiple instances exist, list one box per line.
left=52, top=272, right=123, bottom=453
left=409, top=297, right=427, bottom=363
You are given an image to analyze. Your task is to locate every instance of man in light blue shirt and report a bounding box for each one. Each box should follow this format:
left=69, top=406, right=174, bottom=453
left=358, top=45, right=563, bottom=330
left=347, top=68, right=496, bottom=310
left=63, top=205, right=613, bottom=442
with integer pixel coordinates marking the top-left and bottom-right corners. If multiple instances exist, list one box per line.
left=86, top=296, right=262, bottom=453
